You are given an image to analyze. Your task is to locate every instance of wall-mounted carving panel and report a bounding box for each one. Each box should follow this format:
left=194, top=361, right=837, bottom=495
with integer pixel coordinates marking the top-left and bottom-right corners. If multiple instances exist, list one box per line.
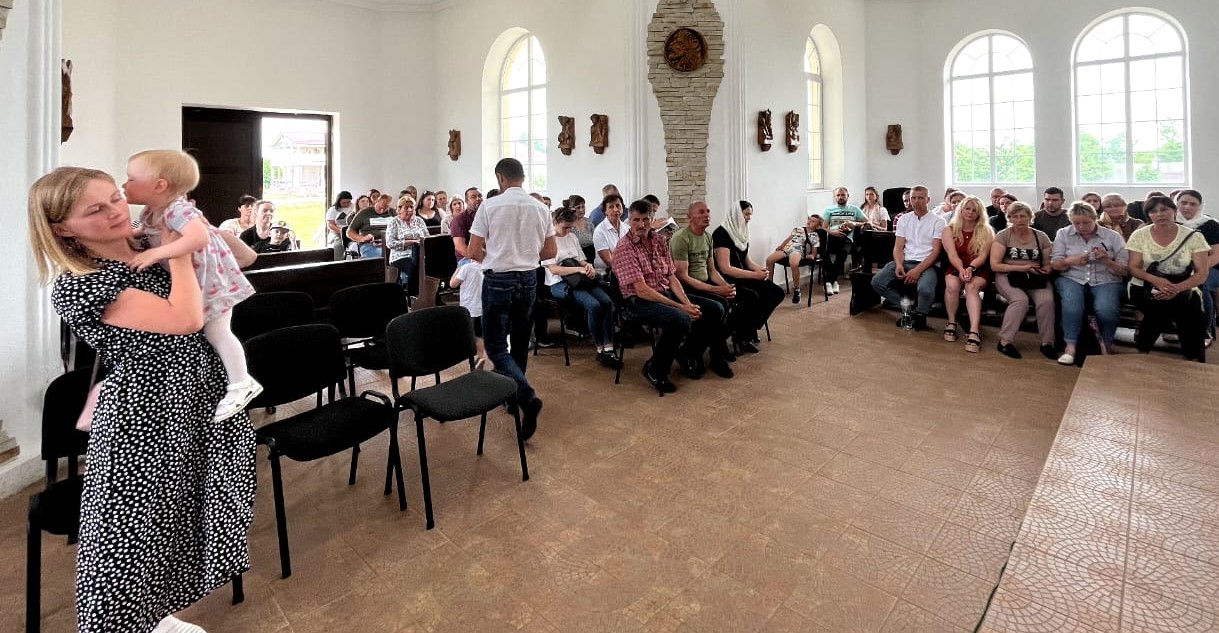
left=647, top=0, right=724, bottom=221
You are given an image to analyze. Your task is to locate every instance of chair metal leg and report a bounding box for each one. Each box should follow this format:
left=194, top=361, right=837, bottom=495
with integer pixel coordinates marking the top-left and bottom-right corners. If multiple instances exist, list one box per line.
left=386, top=423, right=407, bottom=510
left=476, top=413, right=488, bottom=456
left=231, top=573, right=245, bottom=605
left=26, top=508, right=40, bottom=633
left=414, top=413, right=435, bottom=530
left=764, top=320, right=772, bottom=341
left=511, top=403, right=530, bottom=482
left=268, top=452, right=292, bottom=578
left=557, top=308, right=570, bottom=366
left=348, top=445, right=360, bottom=486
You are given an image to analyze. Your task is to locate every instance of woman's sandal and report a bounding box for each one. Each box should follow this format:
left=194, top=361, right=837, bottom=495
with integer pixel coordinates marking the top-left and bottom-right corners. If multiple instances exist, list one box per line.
left=964, top=332, right=981, bottom=353
left=943, top=322, right=959, bottom=342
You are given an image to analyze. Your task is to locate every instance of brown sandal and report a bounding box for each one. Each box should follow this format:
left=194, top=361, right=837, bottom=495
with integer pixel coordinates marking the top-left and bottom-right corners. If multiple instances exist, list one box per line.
left=943, top=323, right=958, bottom=342
left=964, top=332, right=981, bottom=353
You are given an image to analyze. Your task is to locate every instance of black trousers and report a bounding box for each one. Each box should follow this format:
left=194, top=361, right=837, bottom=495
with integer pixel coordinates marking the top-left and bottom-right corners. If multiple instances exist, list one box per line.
left=1134, top=289, right=1207, bottom=361
left=723, top=275, right=785, bottom=339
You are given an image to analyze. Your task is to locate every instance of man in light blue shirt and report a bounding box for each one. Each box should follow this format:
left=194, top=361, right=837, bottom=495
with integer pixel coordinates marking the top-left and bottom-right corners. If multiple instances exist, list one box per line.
left=820, top=186, right=868, bottom=294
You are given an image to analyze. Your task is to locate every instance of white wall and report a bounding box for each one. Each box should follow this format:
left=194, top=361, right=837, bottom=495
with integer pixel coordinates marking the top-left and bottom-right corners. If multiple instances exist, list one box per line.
left=865, top=0, right=1219, bottom=204
left=430, top=0, right=635, bottom=201
left=59, top=0, right=438, bottom=200
left=0, top=1, right=66, bottom=496
left=714, top=0, right=870, bottom=266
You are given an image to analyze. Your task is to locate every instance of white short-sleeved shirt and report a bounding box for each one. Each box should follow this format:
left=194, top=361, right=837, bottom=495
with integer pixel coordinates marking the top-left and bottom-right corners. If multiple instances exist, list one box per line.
left=592, top=218, right=629, bottom=274
left=454, top=261, right=484, bottom=318
left=469, top=187, right=555, bottom=272
left=541, top=232, right=587, bottom=286
left=895, top=210, right=946, bottom=261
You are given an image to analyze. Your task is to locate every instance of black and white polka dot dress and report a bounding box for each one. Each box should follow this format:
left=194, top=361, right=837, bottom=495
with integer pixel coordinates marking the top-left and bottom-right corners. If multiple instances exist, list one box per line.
left=52, top=260, right=257, bottom=633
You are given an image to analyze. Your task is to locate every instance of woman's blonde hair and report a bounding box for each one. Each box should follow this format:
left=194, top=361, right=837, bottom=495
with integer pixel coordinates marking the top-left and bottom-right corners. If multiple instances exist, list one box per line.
left=948, top=195, right=994, bottom=257
left=29, top=167, right=118, bottom=283
left=397, top=194, right=416, bottom=209
left=1069, top=200, right=1098, bottom=220
left=128, top=149, right=200, bottom=196
left=1005, top=201, right=1034, bottom=220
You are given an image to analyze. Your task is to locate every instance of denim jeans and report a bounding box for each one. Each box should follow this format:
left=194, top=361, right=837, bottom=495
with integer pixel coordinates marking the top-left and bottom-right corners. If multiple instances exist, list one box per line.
left=359, top=242, right=383, bottom=259
left=1055, top=277, right=1122, bottom=347
left=625, top=293, right=692, bottom=378
left=872, top=259, right=937, bottom=315
left=482, top=270, right=537, bottom=403
left=550, top=282, right=615, bottom=347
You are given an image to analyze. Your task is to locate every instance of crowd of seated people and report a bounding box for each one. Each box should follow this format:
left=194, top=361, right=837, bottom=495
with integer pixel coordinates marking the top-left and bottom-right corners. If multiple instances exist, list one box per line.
left=862, top=183, right=1215, bottom=364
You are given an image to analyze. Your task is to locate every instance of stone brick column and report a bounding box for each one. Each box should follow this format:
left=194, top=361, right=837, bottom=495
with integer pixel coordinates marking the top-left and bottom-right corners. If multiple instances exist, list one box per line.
left=647, top=0, right=724, bottom=222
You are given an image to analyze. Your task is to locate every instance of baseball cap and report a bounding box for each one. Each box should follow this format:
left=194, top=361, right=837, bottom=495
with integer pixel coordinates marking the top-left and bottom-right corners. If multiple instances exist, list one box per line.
left=270, top=220, right=291, bottom=232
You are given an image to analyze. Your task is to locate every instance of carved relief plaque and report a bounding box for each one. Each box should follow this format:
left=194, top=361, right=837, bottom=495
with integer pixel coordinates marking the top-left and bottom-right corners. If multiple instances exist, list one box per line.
left=664, top=28, right=708, bottom=72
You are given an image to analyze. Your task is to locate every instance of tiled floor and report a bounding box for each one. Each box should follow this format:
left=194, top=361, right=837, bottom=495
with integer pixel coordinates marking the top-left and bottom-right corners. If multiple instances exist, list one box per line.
left=979, top=354, right=1219, bottom=633
left=4, top=284, right=1201, bottom=632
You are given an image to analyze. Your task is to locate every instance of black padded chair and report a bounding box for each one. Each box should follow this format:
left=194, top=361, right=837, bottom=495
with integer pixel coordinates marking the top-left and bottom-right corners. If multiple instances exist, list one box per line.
left=231, top=291, right=315, bottom=341
left=245, top=324, right=404, bottom=578
left=328, top=283, right=410, bottom=396
left=27, top=370, right=243, bottom=632
left=532, top=267, right=571, bottom=366
left=385, top=306, right=530, bottom=530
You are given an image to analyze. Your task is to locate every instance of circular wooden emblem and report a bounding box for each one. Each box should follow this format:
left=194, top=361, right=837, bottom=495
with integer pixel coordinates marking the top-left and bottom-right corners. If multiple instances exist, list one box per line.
left=664, top=28, right=708, bottom=72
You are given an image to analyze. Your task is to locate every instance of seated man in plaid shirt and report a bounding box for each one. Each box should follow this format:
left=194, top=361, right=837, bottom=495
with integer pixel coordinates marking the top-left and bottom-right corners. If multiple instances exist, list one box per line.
left=613, top=199, right=730, bottom=393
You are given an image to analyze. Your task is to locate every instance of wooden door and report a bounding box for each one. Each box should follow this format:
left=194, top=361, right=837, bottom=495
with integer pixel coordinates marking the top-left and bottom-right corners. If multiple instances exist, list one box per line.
left=181, top=107, right=262, bottom=226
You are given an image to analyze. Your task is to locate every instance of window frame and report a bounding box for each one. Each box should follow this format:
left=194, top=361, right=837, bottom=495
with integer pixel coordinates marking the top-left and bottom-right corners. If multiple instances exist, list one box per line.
left=498, top=33, right=548, bottom=192
left=1072, top=11, right=1189, bottom=186
left=805, top=36, right=825, bottom=190
left=946, top=32, right=1036, bottom=186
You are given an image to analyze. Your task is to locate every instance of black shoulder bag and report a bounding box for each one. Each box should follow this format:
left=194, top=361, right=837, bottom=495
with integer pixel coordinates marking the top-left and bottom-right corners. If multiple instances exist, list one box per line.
left=1131, top=229, right=1199, bottom=302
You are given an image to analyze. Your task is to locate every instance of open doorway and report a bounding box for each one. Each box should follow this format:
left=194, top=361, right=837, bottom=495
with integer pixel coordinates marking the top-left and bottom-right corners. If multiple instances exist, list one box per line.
left=182, top=107, right=333, bottom=247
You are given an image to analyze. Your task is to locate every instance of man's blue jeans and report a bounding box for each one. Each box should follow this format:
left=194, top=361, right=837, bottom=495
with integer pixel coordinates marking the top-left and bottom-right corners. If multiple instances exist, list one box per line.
left=872, top=260, right=937, bottom=315
left=625, top=293, right=692, bottom=378
left=482, top=270, right=537, bottom=403
left=359, top=242, right=383, bottom=259
left=1203, top=267, right=1219, bottom=337
left=551, top=283, right=615, bottom=347
left=1054, top=277, right=1122, bottom=347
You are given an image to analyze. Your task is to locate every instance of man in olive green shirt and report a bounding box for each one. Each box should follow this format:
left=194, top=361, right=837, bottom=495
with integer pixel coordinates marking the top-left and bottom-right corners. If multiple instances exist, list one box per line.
left=669, top=201, right=736, bottom=379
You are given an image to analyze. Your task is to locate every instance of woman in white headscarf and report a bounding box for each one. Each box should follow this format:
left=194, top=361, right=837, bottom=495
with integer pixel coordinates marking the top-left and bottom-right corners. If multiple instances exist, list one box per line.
left=1175, top=189, right=1219, bottom=345
left=712, top=200, right=785, bottom=353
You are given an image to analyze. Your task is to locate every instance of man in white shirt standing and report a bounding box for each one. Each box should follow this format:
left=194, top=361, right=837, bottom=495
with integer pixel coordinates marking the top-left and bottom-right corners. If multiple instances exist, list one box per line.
left=468, top=158, right=557, bottom=440
left=870, top=185, right=945, bottom=331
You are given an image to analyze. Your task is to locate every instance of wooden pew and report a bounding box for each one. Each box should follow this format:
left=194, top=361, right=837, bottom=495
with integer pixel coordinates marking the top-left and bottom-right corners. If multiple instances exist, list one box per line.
left=244, top=258, right=386, bottom=315
left=244, top=248, right=334, bottom=272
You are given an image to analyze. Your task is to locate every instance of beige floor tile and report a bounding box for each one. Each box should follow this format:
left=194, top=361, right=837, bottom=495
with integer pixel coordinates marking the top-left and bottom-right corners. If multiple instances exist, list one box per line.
left=926, top=522, right=1013, bottom=583
left=899, top=449, right=979, bottom=491
left=850, top=496, right=945, bottom=553
left=998, top=545, right=1123, bottom=630
left=900, top=557, right=995, bottom=630
left=978, top=589, right=1108, bottom=633
left=879, top=600, right=969, bottom=633
left=821, top=527, right=923, bottom=596
left=786, top=564, right=898, bottom=633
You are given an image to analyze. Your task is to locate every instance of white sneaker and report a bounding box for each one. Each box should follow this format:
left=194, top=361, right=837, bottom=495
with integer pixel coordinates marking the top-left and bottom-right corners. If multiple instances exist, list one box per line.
left=824, top=282, right=833, bottom=295
left=831, top=281, right=841, bottom=294
left=1056, top=353, right=1075, bottom=366
left=215, top=379, right=264, bottom=422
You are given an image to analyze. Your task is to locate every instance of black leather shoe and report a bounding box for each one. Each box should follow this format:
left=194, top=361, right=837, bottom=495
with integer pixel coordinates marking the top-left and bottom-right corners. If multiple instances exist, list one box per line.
left=708, top=358, right=734, bottom=378
left=997, top=342, right=1022, bottom=359
left=1040, top=344, right=1058, bottom=360
left=723, top=349, right=737, bottom=363
left=679, top=356, right=705, bottom=379
left=911, top=313, right=930, bottom=331
left=520, top=398, right=542, bottom=441
left=736, top=340, right=760, bottom=354
left=642, top=361, right=677, bottom=394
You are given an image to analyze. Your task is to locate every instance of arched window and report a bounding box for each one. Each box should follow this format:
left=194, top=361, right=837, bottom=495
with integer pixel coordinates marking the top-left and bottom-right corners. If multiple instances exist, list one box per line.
left=1074, top=11, right=1187, bottom=185
left=947, top=33, right=1035, bottom=185
left=805, top=37, right=824, bottom=189
left=500, top=34, right=547, bottom=190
